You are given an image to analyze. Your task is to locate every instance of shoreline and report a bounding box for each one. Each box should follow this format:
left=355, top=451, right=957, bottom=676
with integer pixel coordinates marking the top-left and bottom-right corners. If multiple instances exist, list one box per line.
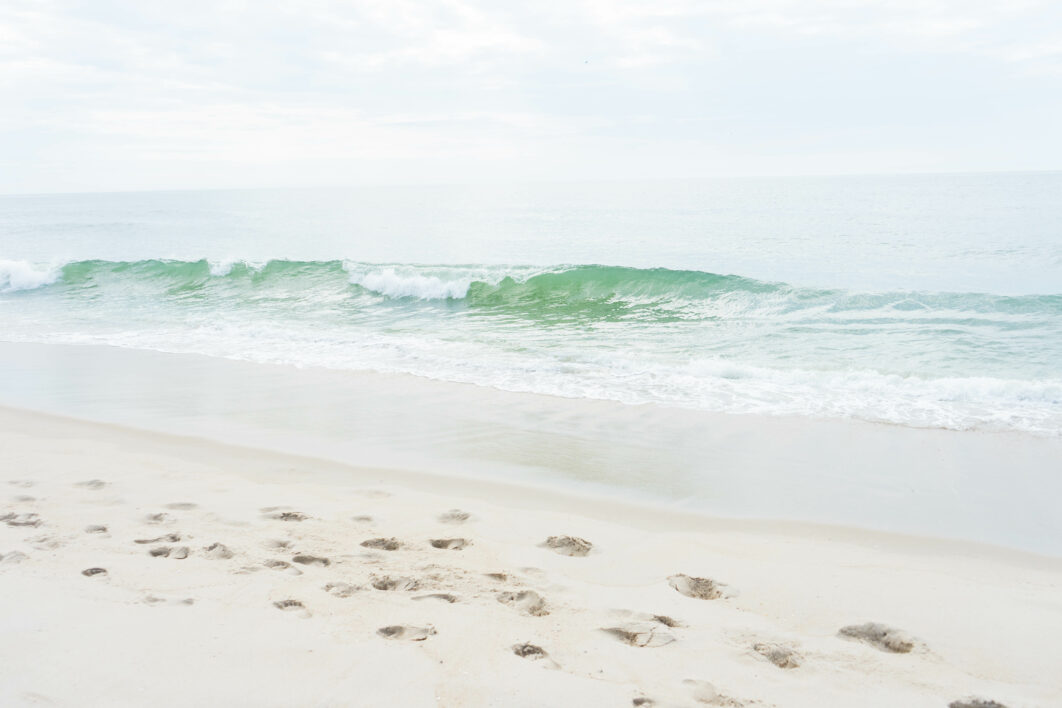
left=1, top=405, right=1060, bottom=706
left=5, top=404, right=1060, bottom=570
left=2, top=341, right=1061, bottom=556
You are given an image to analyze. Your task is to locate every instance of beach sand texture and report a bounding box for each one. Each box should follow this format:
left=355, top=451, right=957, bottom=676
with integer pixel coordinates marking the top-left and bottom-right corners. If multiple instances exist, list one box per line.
left=1, top=407, right=1060, bottom=707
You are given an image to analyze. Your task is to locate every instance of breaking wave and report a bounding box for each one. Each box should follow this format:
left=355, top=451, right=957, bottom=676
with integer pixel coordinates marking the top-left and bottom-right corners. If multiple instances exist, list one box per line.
left=2, top=258, right=1060, bottom=435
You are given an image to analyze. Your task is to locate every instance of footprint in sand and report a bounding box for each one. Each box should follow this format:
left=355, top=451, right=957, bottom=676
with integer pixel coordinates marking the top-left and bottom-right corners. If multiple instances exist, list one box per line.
left=323, top=582, right=360, bottom=598
left=361, top=537, right=402, bottom=551
left=263, top=510, right=309, bottom=522
left=371, top=575, right=420, bottom=591
left=85, top=524, right=108, bottom=534
left=949, top=700, right=1008, bottom=708
left=668, top=574, right=731, bottom=600
left=150, top=546, right=190, bottom=559
left=683, top=680, right=746, bottom=706
left=143, top=512, right=176, bottom=526
left=612, top=610, right=684, bottom=628
left=27, top=535, right=62, bottom=550
left=202, top=543, right=234, bottom=560
left=542, top=535, right=592, bottom=557
left=264, top=539, right=293, bottom=550
left=273, top=599, right=311, bottom=617
left=601, top=623, right=676, bottom=648
left=135, top=533, right=181, bottom=544
left=264, top=559, right=303, bottom=575
left=497, top=590, right=549, bottom=617
left=838, top=622, right=917, bottom=653
left=511, top=643, right=560, bottom=669
left=292, top=554, right=330, bottom=567
left=13, top=495, right=35, bottom=503
left=512, top=642, right=546, bottom=659
left=1, top=551, right=29, bottom=565
left=484, top=572, right=510, bottom=582
left=413, top=593, right=458, bottom=603
left=352, top=515, right=373, bottom=523
left=82, top=567, right=107, bottom=577
left=75, top=480, right=106, bottom=490
left=438, top=509, right=470, bottom=524
left=429, top=538, right=470, bottom=550
left=3, top=512, right=41, bottom=528
left=377, top=625, right=435, bottom=641
left=753, top=642, right=802, bottom=669
left=143, top=595, right=195, bottom=606
left=164, top=502, right=198, bottom=510
left=8, top=480, right=35, bottom=488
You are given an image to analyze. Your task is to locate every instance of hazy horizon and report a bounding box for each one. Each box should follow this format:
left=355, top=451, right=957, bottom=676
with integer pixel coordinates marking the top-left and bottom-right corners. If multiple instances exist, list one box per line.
left=2, top=168, right=1061, bottom=198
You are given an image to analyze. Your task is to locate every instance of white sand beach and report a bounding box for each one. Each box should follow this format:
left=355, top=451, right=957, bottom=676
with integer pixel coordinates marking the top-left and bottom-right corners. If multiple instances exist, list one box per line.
left=2, top=404, right=1060, bottom=707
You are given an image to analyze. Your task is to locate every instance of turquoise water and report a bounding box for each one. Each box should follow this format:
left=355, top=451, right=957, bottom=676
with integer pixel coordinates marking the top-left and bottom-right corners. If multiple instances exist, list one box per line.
left=2, top=174, right=1061, bottom=434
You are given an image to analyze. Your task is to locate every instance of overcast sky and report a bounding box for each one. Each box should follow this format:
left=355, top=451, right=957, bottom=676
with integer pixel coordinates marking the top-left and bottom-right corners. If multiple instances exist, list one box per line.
left=2, top=0, right=1061, bottom=193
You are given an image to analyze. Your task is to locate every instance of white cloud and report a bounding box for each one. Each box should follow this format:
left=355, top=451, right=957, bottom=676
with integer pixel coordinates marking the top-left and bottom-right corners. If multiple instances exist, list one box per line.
left=0, top=0, right=1060, bottom=192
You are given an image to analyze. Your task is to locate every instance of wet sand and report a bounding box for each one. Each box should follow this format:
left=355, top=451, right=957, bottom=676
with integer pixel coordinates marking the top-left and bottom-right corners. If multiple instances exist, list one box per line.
left=1, top=407, right=1060, bottom=707
left=2, top=342, right=1061, bottom=556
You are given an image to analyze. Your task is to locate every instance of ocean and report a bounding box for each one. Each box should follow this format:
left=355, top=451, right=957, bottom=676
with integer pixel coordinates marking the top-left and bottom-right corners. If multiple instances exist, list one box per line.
left=2, top=173, right=1061, bottom=436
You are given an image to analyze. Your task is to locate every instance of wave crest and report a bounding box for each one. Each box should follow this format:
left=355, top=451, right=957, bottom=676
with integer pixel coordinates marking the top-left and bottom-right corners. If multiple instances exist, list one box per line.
left=0, top=260, right=61, bottom=293
left=344, top=265, right=475, bottom=300
left=4, top=258, right=1061, bottom=319
left=2, top=258, right=1059, bottom=435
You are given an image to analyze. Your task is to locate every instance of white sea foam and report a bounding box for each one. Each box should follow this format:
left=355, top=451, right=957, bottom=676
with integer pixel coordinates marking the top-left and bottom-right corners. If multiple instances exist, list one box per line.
left=7, top=322, right=1059, bottom=436
left=341, top=263, right=548, bottom=300
left=0, top=260, right=61, bottom=293
left=208, top=259, right=237, bottom=277
left=347, top=268, right=472, bottom=300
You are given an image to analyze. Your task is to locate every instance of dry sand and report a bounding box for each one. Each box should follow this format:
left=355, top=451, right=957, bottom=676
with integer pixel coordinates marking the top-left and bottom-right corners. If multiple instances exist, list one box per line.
left=1, top=406, right=1060, bottom=707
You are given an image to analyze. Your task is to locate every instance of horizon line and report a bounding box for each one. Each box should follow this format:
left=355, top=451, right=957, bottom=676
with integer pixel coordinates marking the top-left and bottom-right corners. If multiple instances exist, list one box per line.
left=2, top=168, right=1060, bottom=199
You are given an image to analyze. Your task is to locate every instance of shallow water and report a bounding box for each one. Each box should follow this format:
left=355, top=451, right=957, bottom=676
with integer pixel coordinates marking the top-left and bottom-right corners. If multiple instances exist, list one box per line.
left=3, top=342, right=1061, bottom=556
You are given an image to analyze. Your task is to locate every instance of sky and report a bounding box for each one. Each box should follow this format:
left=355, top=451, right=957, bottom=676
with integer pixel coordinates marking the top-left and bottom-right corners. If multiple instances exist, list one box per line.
left=2, top=0, right=1061, bottom=193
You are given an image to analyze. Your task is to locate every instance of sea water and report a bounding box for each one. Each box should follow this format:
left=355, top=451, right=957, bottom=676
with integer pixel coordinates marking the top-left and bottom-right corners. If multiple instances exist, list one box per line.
left=2, top=173, right=1061, bottom=435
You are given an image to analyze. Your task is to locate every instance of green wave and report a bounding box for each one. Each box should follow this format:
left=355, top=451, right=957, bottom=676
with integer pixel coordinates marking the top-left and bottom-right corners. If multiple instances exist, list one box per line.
left=0, top=258, right=1053, bottom=321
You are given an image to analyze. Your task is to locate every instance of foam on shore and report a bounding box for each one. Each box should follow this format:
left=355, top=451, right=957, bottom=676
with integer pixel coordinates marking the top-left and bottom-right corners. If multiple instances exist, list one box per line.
left=2, top=341, right=1061, bottom=556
